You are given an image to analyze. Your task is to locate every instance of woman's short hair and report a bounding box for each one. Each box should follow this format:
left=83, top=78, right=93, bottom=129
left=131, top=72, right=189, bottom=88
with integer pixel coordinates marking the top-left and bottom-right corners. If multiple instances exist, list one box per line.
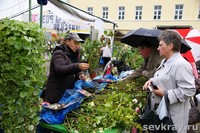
left=158, top=29, right=182, bottom=52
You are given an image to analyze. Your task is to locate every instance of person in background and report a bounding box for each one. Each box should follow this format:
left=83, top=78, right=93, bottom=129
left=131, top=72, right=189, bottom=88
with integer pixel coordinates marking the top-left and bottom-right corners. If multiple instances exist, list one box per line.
left=102, top=61, right=113, bottom=77
left=123, top=40, right=163, bottom=80
left=143, top=30, right=196, bottom=133
left=100, top=38, right=112, bottom=69
left=42, top=33, right=90, bottom=104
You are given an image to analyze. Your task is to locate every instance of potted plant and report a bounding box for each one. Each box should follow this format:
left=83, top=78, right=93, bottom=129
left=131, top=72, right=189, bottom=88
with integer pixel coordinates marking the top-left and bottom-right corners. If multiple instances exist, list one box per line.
left=80, top=38, right=102, bottom=79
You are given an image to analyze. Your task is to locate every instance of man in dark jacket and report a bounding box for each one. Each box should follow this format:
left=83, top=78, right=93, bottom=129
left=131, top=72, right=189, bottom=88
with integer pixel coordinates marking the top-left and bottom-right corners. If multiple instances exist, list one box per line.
left=42, top=33, right=90, bottom=104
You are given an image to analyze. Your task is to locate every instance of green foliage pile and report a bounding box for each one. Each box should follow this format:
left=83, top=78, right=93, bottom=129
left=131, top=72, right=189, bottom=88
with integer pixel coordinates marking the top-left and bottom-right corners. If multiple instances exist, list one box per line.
left=65, top=77, right=147, bottom=132
left=0, top=19, right=46, bottom=132
left=66, top=30, right=146, bottom=132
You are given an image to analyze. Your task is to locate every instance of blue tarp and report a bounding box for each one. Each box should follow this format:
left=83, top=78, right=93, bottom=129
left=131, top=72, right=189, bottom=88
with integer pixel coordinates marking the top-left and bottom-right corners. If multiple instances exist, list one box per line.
left=40, top=92, right=85, bottom=124
left=39, top=74, right=118, bottom=124
left=40, top=80, right=94, bottom=124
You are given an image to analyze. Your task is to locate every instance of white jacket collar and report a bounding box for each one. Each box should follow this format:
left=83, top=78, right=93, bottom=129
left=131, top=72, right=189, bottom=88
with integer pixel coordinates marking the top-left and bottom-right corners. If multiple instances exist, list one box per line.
left=164, top=52, right=182, bottom=74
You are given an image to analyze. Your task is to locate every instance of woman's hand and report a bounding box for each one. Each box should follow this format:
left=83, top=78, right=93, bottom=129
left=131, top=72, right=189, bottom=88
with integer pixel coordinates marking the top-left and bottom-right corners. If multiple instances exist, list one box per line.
left=153, top=88, right=164, bottom=96
left=79, top=63, right=90, bottom=70
left=143, top=79, right=152, bottom=90
left=143, top=80, right=164, bottom=96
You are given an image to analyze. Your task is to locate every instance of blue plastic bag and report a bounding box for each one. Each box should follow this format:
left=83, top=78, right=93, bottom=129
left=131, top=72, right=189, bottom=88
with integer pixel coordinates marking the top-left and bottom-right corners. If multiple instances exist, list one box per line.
left=99, top=56, right=104, bottom=65
left=39, top=80, right=95, bottom=124
left=40, top=92, right=85, bottom=124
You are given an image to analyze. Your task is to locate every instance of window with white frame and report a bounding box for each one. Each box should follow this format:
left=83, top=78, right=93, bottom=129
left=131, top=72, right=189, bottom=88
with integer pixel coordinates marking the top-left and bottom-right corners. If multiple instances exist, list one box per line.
left=135, top=6, right=142, bottom=20
left=154, top=5, right=162, bottom=20
left=118, top=6, right=125, bottom=20
left=87, top=7, right=93, bottom=14
left=174, top=4, right=183, bottom=20
left=198, top=6, right=200, bottom=19
left=103, top=7, right=108, bottom=19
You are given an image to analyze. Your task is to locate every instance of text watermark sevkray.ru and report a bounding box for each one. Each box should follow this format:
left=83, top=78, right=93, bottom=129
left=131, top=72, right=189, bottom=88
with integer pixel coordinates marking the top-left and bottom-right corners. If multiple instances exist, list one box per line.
left=143, top=123, right=198, bottom=131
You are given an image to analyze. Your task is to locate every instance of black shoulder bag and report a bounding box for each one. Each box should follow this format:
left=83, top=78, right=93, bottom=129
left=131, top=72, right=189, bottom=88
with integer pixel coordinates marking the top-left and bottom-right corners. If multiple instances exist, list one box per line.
left=188, top=97, right=200, bottom=125
left=138, top=92, right=177, bottom=133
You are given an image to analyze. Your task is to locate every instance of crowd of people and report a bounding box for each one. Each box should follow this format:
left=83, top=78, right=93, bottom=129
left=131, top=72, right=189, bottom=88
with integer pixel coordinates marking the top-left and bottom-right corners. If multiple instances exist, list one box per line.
left=40, top=29, right=200, bottom=133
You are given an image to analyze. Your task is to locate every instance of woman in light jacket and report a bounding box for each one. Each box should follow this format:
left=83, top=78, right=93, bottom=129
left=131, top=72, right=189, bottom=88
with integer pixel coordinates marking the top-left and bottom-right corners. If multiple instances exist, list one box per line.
left=143, top=30, right=196, bottom=133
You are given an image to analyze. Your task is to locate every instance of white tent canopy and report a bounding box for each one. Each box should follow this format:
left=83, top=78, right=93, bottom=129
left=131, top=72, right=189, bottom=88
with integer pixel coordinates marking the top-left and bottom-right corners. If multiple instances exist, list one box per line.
left=0, top=0, right=116, bottom=37
left=0, top=0, right=116, bottom=55
left=49, top=0, right=96, bottom=23
left=49, top=0, right=115, bottom=25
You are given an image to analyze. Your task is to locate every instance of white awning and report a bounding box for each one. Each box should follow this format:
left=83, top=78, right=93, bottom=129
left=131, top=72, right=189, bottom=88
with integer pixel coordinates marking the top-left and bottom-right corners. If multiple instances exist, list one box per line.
left=0, top=0, right=116, bottom=39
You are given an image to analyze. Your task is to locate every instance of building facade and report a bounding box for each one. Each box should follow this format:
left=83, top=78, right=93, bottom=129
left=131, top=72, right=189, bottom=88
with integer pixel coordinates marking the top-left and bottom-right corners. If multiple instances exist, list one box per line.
left=66, top=0, right=200, bottom=33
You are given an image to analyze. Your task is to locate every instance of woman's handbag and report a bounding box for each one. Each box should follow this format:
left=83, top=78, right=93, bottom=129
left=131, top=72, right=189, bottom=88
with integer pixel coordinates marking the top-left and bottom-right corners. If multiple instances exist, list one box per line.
left=195, top=78, right=200, bottom=93
left=138, top=92, right=177, bottom=133
left=188, top=97, right=200, bottom=125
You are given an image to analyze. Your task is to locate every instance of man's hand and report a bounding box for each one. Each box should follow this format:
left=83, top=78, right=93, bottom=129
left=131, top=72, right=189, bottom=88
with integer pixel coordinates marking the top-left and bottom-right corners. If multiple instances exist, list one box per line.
left=142, top=70, right=148, bottom=77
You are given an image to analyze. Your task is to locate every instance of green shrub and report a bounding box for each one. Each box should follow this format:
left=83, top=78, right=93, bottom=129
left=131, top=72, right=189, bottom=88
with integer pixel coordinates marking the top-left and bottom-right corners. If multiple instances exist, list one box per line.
left=0, top=19, right=46, bottom=132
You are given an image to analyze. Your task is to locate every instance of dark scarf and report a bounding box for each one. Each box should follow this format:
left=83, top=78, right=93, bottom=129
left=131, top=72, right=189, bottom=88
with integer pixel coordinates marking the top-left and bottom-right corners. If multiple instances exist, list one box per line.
left=64, top=45, right=79, bottom=63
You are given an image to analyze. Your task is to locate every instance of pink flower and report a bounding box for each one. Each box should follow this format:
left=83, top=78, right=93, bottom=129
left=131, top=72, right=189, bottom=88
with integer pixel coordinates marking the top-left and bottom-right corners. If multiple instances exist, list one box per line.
left=135, top=107, right=140, bottom=113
